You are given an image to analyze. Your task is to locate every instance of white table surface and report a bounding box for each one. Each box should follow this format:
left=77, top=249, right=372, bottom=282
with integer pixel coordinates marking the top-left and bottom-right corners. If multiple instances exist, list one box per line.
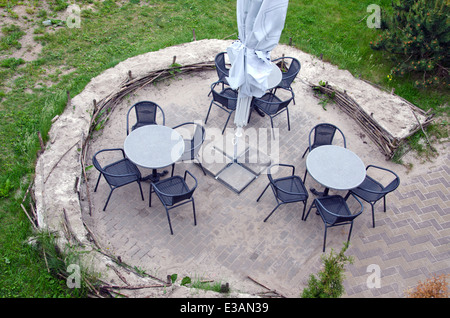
left=306, top=145, right=366, bottom=191
left=124, top=125, right=185, bottom=169
left=267, top=62, right=282, bottom=89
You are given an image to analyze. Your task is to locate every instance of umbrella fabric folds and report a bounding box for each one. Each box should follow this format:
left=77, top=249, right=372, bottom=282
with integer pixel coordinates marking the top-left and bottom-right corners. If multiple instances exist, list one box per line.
left=226, top=0, right=289, bottom=129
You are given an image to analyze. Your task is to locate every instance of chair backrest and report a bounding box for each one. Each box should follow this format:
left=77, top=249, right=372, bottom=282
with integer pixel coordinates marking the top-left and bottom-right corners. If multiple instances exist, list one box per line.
left=127, top=101, right=165, bottom=134
left=253, top=92, right=293, bottom=115
left=273, top=57, right=301, bottom=89
left=92, top=148, right=139, bottom=186
left=211, top=84, right=238, bottom=110
left=93, top=148, right=124, bottom=172
left=215, top=52, right=229, bottom=83
left=156, top=171, right=197, bottom=206
left=170, top=186, right=196, bottom=206
left=309, top=123, right=346, bottom=150
left=317, top=194, right=363, bottom=225
left=173, top=122, right=205, bottom=161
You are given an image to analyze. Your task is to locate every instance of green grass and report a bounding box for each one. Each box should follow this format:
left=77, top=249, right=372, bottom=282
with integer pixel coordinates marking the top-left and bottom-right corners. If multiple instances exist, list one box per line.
left=0, top=0, right=448, bottom=297
left=1, top=24, right=25, bottom=51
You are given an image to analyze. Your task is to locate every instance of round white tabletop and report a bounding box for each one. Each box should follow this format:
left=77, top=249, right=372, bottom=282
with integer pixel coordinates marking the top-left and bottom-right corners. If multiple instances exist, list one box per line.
left=267, top=62, right=282, bottom=89
left=124, top=125, right=185, bottom=180
left=306, top=145, right=366, bottom=194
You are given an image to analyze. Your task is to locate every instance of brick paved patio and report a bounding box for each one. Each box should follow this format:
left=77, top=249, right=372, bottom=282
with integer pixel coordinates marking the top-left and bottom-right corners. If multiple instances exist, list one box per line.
left=83, top=69, right=449, bottom=298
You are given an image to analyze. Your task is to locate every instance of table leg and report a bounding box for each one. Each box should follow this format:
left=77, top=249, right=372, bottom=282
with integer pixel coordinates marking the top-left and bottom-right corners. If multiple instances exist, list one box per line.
left=310, top=187, right=330, bottom=197
left=310, top=187, right=330, bottom=215
left=142, top=169, right=169, bottom=183
left=254, top=107, right=265, bottom=117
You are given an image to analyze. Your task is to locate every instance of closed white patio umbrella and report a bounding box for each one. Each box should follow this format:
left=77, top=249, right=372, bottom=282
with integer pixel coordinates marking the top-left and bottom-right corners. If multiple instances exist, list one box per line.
left=226, top=0, right=289, bottom=137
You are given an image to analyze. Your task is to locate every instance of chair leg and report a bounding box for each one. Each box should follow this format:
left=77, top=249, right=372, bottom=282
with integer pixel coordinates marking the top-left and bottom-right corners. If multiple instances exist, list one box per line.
left=192, top=198, right=197, bottom=226
left=94, top=173, right=102, bottom=192
left=303, top=200, right=316, bottom=221
left=137, top=181, right=144, bottom=201
left=103, top=188, right=114, bottom=211
left=383, top=196, right=386, bottom=212
left=344, top=191, right=351, bottom=200
left=286, top=108, right=290, bottom=131
left=171, top=163, right=175, bottom=177
left=303, top=169, right=308, bottom=183
left=205, top=102, right=213, bottom=124
left=256, top=183, right=270, bottom=202
left=301, top=199, right=308, bottom=220
left=270, top=118, right=275, bottom=140
left=323, top=225, right=328, bottom=252
left=264, top=203, right=281, bottom=222
left=347, top=222, right=354, bottom=243
left=301, top=147, right=309, bottom=159
left=222, top=112, right=233, bottom=134
left=371, top=204, right=376, bottom=228
left=196, top=160, right=207, bottom=175
left=165, top=208, right=174, bottom=235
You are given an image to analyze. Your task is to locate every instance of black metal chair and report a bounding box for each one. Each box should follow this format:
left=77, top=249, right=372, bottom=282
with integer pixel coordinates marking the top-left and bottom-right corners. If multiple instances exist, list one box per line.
left=214, top=52, right=230, bottom=89
left=171, top=122, right=206, bottom=176
left=272, top=56, right=301, bottom=104
left=303, top=194, right=363, bottom=252
left=251, top=89, right=294, bottom=138
left=345, top=165, right=400, bottom=228
left=257, top=164, right=309, bottom=222
left=93, top=148, right=144, bottom=211
left=150, top=170, right=198, bottom=235
left=126, top=101, right=165, bottom=135
left=302, top=123, right=347, bottom=158
left=302, top=123, right=347, bottom=183
left=205, top=81, right=238, bottom=134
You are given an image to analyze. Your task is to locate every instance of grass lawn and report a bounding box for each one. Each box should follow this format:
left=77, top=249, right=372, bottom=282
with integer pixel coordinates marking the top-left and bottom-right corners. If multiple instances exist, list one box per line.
left=0, top=0, right=448, bottom=297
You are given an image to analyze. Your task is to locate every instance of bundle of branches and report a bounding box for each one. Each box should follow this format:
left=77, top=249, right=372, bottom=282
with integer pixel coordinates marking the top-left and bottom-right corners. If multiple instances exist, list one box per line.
left=89, top=60, right=215, bottom=139
left=310, top=81, right=433, bottom=159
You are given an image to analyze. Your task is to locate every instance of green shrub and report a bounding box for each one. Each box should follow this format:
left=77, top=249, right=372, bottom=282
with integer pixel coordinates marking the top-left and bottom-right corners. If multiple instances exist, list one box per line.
left=370, top=0, right=449, bottom=88
left=301, top=243, right=354, bottom=298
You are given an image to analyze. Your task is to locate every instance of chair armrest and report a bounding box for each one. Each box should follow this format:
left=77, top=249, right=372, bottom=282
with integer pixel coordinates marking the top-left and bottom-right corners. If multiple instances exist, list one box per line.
left=269, top=163, right=295, bottom=176
left=366, top=165, right=399, bottom=178
left=362, top=165, right=400, bottom=194
left=94, top=148, right=127, bottom=159
left=184, top=170, right=198, bottom=189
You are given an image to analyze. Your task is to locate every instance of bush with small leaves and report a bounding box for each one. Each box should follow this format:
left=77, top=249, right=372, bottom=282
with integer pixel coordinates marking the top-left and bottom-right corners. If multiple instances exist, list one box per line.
left=370, top=0, right=449, bottom=88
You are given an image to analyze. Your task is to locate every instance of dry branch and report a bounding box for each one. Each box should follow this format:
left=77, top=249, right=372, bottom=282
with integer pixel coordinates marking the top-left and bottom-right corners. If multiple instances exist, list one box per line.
left=247, top=275, right=286, bottom=298
left=309, top=81, right=433, bottom=159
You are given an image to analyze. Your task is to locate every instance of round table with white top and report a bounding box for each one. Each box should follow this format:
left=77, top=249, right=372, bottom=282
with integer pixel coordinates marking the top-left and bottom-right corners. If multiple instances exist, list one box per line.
left=124, top=125, right=185, bottom=182
left=306, top=145, right=366, bottom=196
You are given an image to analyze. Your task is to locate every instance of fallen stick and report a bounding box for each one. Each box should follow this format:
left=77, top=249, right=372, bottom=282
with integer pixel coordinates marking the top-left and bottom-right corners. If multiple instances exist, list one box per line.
left=106, top=264, right=130, bottom=286
left=44, top=141, right=78, bottom=184
left=101, top=284, right=167, bottom=290
left=20, top=203, right=37, bottom=230
left=247, top=276, right=286, bottom=298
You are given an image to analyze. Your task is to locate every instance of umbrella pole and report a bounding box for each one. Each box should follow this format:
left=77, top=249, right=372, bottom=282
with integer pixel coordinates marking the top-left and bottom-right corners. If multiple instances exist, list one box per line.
left=234, top=127, right=243, bottom=162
